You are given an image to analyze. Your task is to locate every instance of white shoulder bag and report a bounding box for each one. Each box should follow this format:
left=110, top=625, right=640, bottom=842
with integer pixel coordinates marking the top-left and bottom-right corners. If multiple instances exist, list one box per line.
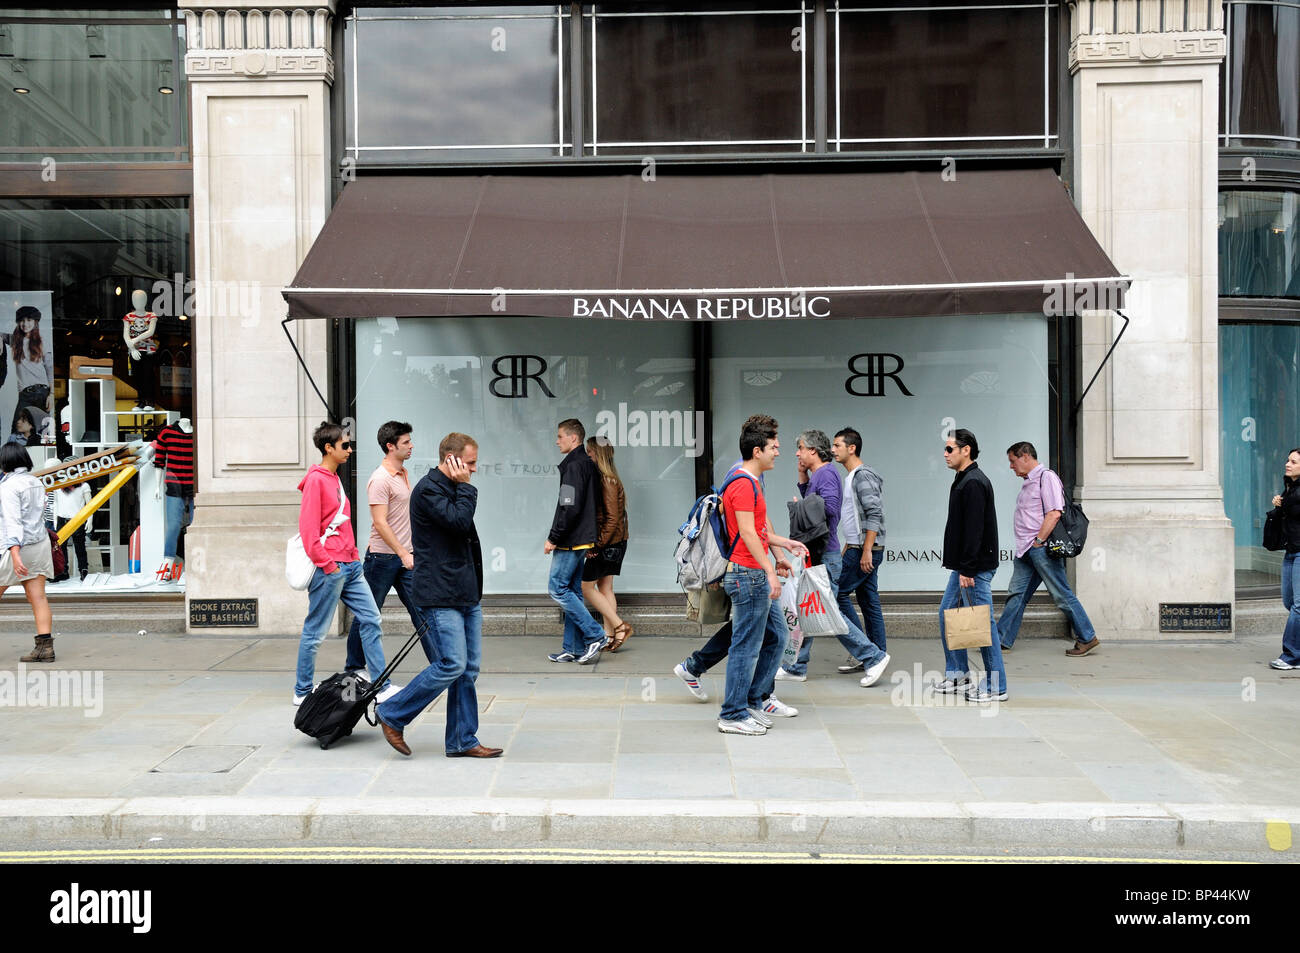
left=286, top=477, right=347, bottom=590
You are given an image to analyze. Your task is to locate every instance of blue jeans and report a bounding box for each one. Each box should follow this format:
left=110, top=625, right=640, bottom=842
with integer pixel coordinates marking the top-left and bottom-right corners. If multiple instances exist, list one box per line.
left=1281, top=552, right=1300, bottom=665
left=838, top=545, right=886, bottom=650
left=346, top=550, right=422, bottom=672
left=720, top=565, right=786, bottom=722
left=295, top=560, right=388, bottom=697
left=548, top=548, right=606, bottom=654
left=787, top=547, right=887, bottom=676
left=163, top=494, right=194, bottom=559
left=377, top=605, right=482, bottom=752
left=996, top=546, right=1097, bottom=648
left=938, top=569, right=1006, bottom=693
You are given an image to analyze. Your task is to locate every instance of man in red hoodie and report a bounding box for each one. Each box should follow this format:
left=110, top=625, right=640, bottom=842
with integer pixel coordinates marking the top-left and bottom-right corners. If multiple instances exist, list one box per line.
left=294, top=421, right=401, bottom=706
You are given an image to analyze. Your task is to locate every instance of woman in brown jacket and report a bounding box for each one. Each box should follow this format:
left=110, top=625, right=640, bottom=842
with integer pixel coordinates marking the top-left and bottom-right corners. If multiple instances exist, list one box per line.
left=583, top=437, right=633, bottom=651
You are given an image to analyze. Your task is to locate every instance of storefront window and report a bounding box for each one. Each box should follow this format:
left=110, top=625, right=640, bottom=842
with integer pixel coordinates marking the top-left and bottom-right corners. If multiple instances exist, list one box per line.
left=1220, top=322, right=1300, bottom=587
left=1223, top=0, right=1300, bottom=150
left=0, top=197, right=192, bottom=589
left=584, top=5, right=812, bottom=154
left=353, top=317, right=696, bottom=593
left=833, top=2, right=1056, bottom=151
left=0, top=8, right=188, bottom=162
left=345, top=6, right=569, bottom=163
left=1218, top=189, right=1300, bottom=297
left=710, top=315, right=1051, bottom=591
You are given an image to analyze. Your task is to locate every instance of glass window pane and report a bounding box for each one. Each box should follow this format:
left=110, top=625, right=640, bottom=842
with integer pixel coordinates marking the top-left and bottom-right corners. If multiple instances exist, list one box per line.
left=354, top=317, right=696, bottom=594
left=1226, top=2, right=1300, bottom=150
left=588, top=9, right=810, bottom=153
left=710, top=315, right=1051, bottom=592
left=0, top=16, right=186, bottom=161
left=1219, top=322, right=1300, bottom=587
left=1218, top=190, right=1300, bottom=298
left=0, top=197, right=192, bottom=584
left=834, top=7, right=1049, bottom=151
left=348, top=8, right=565, bottom=160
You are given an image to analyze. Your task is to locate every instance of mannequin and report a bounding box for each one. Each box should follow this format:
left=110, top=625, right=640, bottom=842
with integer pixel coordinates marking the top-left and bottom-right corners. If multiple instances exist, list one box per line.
left=152, top=416, right=194, bottom=581
left=123, top=289, right=160, bottom=411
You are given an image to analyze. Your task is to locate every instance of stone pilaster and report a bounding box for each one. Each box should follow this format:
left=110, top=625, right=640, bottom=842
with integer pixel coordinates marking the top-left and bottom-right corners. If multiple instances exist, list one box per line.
left=181, top=4, right=336, bottom=634
left=1069, top=0, right=1234, bottom=637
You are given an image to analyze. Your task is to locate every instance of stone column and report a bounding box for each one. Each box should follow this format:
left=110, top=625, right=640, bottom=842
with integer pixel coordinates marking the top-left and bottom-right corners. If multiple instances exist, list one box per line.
left=181, top=3, right=336, bottom=634
left=1069, top=0, right=1234, bottom=638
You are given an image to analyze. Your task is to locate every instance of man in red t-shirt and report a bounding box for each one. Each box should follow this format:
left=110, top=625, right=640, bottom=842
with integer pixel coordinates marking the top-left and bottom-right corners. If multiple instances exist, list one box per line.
left=717, top=418, right=808, bottom=735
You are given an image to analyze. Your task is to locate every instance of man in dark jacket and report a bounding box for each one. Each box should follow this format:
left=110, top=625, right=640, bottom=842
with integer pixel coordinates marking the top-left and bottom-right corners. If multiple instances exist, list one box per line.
left=544, top=418, right=609, bottom=664
left=938, top=428, right=1008, bottom=702
left=375, top=432, right=502, bottom=759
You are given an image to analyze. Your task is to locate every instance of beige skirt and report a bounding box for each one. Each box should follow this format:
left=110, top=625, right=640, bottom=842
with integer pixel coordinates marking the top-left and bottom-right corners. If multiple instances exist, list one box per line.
left=0, top=534, right=54, bottom=588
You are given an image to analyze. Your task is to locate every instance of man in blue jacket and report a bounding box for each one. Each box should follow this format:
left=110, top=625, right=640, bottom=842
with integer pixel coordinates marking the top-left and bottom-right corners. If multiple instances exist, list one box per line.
left=375, top=432, right=502, bottom=759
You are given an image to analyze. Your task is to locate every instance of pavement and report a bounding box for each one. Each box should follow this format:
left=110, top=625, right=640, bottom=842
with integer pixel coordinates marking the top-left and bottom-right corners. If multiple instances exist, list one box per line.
left=1, top=622, right=1298, bottom=859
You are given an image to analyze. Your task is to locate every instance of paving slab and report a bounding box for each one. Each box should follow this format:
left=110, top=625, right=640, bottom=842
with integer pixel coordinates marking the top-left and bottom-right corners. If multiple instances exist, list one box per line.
left=0, top=631, right=1295, bottom=855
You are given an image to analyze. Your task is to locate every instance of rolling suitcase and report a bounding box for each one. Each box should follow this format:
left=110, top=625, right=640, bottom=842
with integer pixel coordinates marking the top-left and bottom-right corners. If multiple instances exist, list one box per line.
left=294, top=617, right=427, bottom=750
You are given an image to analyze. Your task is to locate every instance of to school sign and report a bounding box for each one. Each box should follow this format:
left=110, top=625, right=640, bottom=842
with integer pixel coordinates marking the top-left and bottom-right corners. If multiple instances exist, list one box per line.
left=33, top=446, right=140, bottom=492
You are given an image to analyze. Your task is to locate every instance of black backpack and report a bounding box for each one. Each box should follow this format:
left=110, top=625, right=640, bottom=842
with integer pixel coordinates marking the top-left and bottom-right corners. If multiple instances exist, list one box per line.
left=1039, top=469, right=1089, bottom=559
left=294, top=618, right=426, bottom=749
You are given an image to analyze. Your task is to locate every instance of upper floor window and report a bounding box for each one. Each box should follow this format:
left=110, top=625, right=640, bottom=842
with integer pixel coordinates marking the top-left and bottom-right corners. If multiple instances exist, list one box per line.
left=0, top=8, right=188, bottom=162
left=1222, top=0, right=1300, bottom=151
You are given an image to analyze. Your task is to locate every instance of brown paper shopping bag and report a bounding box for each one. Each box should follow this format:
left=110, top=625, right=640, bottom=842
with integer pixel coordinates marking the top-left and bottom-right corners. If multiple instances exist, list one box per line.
left=943, top=588, right=992, bottom=650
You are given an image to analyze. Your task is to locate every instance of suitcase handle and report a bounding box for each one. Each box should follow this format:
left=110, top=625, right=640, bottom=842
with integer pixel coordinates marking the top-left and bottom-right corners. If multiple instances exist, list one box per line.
left=358, top=612, right=430, bottom=720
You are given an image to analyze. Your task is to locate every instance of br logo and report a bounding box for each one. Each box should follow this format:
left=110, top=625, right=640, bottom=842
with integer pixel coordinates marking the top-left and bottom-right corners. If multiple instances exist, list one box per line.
left=488, top=355, right=556, bottom=399
left=845, top=353, right=914, bottom=397
left=799, top=591, right=826, bottom=616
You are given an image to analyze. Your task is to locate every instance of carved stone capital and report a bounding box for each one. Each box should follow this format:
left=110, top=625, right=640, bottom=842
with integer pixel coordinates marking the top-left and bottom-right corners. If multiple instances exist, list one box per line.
left=1069, top=30, right=1226, bottom=71
left=182, top=7, right=334, bottom=83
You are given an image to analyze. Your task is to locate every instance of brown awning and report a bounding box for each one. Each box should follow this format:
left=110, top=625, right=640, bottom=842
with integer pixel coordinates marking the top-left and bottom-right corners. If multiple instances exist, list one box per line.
left=283, top=169, right=1127, bottom=320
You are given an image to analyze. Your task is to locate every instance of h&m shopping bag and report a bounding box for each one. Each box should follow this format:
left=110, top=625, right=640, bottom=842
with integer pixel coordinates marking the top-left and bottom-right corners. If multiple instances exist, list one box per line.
left=795, top=563, right=849, bottom=637
left=942, top=587, right=992, bottom=650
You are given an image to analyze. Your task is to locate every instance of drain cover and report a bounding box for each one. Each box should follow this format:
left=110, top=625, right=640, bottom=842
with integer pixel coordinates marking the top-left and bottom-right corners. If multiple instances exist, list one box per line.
left=152, top=745, right=257, bottom=774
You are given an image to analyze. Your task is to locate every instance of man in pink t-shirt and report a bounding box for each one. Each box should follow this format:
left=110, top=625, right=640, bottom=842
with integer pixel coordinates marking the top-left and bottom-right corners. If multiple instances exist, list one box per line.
left=995, top=441, right=1099, bottom=656
left=345, top=421, right=426, bottom=675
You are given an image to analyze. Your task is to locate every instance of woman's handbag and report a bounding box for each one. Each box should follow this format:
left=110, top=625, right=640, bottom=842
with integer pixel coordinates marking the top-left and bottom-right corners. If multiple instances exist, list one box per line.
left=286, top=478, right=347, bottom=590
left=1263, top=509, right=1287, bottom=552
left=943, top=587, right=993, bottom=650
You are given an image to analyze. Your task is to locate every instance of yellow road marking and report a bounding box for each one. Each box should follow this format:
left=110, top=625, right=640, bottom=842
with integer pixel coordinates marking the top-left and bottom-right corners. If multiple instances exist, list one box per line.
left=0, top=846, right=1244, bottom=864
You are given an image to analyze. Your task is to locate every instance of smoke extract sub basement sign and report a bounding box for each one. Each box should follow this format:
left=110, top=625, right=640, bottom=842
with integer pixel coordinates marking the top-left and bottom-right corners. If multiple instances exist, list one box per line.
left=1158, top=603, right=1231, bottom=632
left=189, top=599, right=259, bottom=628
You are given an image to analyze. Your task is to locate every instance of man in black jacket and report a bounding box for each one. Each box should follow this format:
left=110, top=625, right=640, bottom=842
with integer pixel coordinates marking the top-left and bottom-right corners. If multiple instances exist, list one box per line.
left=544, top=418, right=609, bottom=664
left=938, top=428, right=1008, bottom=702
left=375, top=432, right=502, bottom=759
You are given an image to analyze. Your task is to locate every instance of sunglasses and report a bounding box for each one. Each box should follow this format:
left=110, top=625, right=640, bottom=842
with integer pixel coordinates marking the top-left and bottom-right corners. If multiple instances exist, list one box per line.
left=943, top=445, right=959, bottom=454
left=339, top=441, right=353, bottom=451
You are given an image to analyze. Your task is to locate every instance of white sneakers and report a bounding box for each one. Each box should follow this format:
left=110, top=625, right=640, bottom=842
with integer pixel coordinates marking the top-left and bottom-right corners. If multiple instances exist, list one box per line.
left=292, top=692, right=308, bottom=707
left=761, top=696, right=799, bottom=717
left=674, top=663, right=709, bottom=701
left=934, top=675, right=972, bottom=694
left=774, top=668, right=807, bottom=682
left=859, top=653, right=891, bottom=688
left=718, top=717, right=767, bottom=735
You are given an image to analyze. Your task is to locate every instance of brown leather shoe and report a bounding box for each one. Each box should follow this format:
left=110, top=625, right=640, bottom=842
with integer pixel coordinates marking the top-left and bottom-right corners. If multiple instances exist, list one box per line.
left=379, top=720, right=411, bottom=756
left=20, top=636, right=54, bottom=663
left=446, top=743, right=503, bottom=759
left=1066, top=637, right=1100, bottom=657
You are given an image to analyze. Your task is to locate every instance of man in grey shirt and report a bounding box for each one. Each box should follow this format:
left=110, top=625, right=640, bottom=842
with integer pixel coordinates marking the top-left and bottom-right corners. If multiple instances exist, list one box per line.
left=831, top=427, right=888, bottom=671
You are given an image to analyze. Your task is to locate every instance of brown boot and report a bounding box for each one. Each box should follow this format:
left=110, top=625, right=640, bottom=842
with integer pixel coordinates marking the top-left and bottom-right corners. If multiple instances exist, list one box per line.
left=20, top=635, right=54, bottom=663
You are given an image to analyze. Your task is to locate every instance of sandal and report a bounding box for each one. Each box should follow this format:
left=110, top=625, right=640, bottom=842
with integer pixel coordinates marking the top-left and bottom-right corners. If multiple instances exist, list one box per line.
left=609, top=621, right=634, bottom=652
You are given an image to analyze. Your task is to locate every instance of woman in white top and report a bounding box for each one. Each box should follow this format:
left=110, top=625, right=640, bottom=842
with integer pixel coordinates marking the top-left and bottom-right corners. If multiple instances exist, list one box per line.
left=0, top=443, right=56, bottom=662
left=9, top=306, right=54, bottom=437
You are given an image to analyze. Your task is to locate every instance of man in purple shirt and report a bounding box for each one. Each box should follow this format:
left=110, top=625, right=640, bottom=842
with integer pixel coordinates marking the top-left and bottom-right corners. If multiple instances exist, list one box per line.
left=776, top=430, right=890, bottom=686
left=995, top=441, right=1100, bottom=656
